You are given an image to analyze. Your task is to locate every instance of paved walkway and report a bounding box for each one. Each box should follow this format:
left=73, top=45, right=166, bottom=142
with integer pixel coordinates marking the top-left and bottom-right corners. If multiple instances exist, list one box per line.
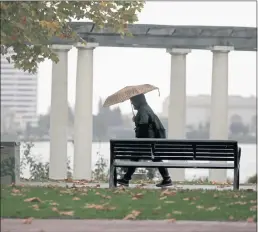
left=19, top=181, right=257, bottom=191
left=1, top=219, right=256, bottom=232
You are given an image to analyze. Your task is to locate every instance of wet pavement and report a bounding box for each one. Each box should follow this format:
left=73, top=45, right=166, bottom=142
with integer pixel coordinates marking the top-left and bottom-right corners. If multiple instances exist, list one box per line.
left=1, top=219, right=256, bottom=232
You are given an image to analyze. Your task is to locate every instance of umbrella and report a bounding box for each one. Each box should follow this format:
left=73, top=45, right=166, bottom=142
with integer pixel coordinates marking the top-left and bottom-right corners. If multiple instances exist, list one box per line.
left=103, top=84, right=159, bottom=108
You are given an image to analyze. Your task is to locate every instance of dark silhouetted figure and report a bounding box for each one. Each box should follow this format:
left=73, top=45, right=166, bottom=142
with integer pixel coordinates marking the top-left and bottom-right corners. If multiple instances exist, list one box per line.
left=117, top=94, right=172, bottom=187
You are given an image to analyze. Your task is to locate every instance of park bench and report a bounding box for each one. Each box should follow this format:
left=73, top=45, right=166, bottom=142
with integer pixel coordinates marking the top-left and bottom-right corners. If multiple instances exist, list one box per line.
left=109, top=139, right=241, bottom=190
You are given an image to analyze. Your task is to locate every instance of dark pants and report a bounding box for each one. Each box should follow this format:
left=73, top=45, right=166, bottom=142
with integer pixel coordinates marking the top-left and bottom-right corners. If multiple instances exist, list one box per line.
left=123, top=158, right=170, bottom=181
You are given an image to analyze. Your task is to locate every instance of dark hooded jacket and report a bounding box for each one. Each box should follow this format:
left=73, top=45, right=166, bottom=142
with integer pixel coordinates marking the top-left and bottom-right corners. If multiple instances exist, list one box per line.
left=130, top=94, right=166, bottom=139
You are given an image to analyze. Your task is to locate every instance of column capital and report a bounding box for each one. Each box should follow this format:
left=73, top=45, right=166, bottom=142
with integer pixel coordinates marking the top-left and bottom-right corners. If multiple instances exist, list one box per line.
left=75, top=42, right=99, bottom=50
left=210, top=46, right=234, bottom=53
left=166, top=48, right=191, bottom=55
left=51, top=44, right=73, bottom=52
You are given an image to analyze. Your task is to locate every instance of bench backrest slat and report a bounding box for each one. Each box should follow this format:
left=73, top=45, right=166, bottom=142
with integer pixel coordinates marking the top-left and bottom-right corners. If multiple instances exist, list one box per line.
left=110, top=139, right=238, bottom=162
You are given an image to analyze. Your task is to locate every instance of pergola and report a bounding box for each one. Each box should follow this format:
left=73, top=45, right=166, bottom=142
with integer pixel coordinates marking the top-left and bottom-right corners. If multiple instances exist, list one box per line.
left=49, top=22, right=256, bottom=182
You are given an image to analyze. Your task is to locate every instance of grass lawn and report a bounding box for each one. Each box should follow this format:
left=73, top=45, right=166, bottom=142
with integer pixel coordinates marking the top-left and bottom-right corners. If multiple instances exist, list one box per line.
left=1, top=185, right=257, bottom=221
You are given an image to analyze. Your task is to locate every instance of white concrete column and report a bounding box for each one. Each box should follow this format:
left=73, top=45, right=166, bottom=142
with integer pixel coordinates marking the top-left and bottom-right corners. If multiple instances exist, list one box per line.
left=166, top=48, right=191, bottom=181
left=73, top=43, right=98, bottom=180
left=209, top=46, right=234, bottom=182
left=49, top=44, right=72, bottom=180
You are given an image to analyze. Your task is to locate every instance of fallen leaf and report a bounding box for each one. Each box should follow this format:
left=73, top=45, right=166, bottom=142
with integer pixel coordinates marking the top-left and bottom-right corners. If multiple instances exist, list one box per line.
left=196, top=205, right=204, bottom=209
left=31, top=204, right=39, bottom=211
left=159, top=196, right=167, bottom=200
left=59, top=211, right=74, bottom=216
left=52, top=207, right=59, bottom=212
left=101, top=194, right=112, bottom=199
left=229, top=216, right=234, bottom=220
left=250, top=205, right=257, bottom=211
left=172, top=211, right=182, bottom=215
left=164, top=201, right=175, bottom=204
left=213, top=194, right=218, bottom=199
left=189, top=202, right=196, bottom=205
left=183, top=198, right=189, bottom=201
left=95, top=192, right=101, bottom=195
left=167, top=218, right=176, bottom=223
left=132, top=193, right=144, bottom=200
left=72, top=197, right=80, bottom=201
left=12, top=188, right=20, bottom=193
left=23, top=217, right=33, bottom=224
left=123, top=210, right=141, bottom=220
left=247, top=217, right=254, bottom=223
left=160, top=189, right=176, bottom=197
left=50, top=202, right=59, bottom=206
left=95, top=184, right=101, bottom=188
left=250, top=200, right=256, bottom=204
left=24, top=197, right=42, bottom=203
left=85, top=203, right=116, bottom=211
left=206, top=206, right=218, bottom=211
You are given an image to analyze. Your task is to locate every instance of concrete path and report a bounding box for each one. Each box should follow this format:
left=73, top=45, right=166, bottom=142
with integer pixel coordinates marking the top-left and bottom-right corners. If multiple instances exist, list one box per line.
left=1, top=219, right=256, bottom=232
left=19, top=181, right=257, bottom=191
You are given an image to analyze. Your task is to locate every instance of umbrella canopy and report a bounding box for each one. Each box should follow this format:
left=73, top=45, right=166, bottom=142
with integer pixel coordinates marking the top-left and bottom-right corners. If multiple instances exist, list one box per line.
left=103, top=84, right=159, bottom=107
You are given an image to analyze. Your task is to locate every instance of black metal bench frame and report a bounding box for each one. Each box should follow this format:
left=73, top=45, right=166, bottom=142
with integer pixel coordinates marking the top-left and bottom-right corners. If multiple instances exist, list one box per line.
left=109, top=139, right=241, bottom=190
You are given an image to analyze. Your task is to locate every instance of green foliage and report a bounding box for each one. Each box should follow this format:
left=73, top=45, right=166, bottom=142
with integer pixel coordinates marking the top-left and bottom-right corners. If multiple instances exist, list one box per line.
left=92, top=153, right=108, bottom=182
left=247, top=174, right=257, bottom=184
left=20, top=142, right=72, bottom=181
left=0, top=1, right=144, bottom=73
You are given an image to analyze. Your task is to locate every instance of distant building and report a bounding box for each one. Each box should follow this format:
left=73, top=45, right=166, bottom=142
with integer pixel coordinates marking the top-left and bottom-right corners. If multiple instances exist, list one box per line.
left=162, top=95, right=256, bottom=129
left=1, top=53, right=38, bottom=131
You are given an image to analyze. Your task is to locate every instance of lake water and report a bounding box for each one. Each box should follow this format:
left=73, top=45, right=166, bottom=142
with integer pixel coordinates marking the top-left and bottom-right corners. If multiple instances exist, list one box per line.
left=20, top=142, right=257, bottom=183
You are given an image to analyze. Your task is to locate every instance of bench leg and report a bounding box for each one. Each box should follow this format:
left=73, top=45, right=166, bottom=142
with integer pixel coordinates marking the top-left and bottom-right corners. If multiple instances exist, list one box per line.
left=109, top=164, right=115, bottom=188
left=233, top=167, right=240, bottom=190
left=114, top=167, right=117, bottom=187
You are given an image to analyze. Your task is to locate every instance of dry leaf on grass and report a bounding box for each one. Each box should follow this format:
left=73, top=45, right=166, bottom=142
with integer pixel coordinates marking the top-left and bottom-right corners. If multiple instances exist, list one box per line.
left=59, top=211, right=74, bottom=216
left=101, top=195, right=112, bottom=199
left=12, top=188, right=21, bottom=194
left=11, top=188, right=23, bottom=196
left=132, top=193, right=144, bottom=200
left=123, top=210, right=141, bottom=220
left=167, top=218, right=176, bottom=223
left=229, top=216, right=234, bottom=220
left=160, top=189, right=176, bottom=197
left=50, top=202, right=59, bottom=206
left=206, top=206, right=218, bottom=211
left=250, top=205, right=257, bottom=211
left=24, top=197, right=42, bottom=203
left=159, top=196, right=167, bottom=200
left=172, top=211, right=182, bottom=215
left=72, top=197, right=81, bottom=201
left=250, top=200, right=257, bottom=204
left=23, top=217, right=33, bottom=224
left=228, top=201, right=247, bottom=206
left=196, top=205, right=204, bottom=209
left=183, top=198, right=189, bottom=201
left=213, top=194, right=219, bottom=199
left=85, top=204, right=116, bottom=211
left=164, top=201, right=175, bottom=204
left=31, top=204, right=39, bottom=211
left=52, top=207, right=59, bottom=212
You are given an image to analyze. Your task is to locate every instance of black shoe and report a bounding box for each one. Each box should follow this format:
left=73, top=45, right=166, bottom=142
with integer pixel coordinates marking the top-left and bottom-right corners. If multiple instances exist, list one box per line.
left=156, top=178, right=172, bottom=188
left=117, top=178, right=129, bottom=187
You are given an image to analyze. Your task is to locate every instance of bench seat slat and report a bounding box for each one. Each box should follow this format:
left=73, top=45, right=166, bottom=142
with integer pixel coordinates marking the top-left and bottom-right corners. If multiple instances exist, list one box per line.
left=114, top=160, right=234, bottom=169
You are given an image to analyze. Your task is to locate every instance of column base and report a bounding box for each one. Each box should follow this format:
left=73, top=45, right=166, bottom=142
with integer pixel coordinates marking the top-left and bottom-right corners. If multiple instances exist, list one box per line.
left=208, top=163, right=227, bottom=183
left=168, top=168, right=185, bottom=182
